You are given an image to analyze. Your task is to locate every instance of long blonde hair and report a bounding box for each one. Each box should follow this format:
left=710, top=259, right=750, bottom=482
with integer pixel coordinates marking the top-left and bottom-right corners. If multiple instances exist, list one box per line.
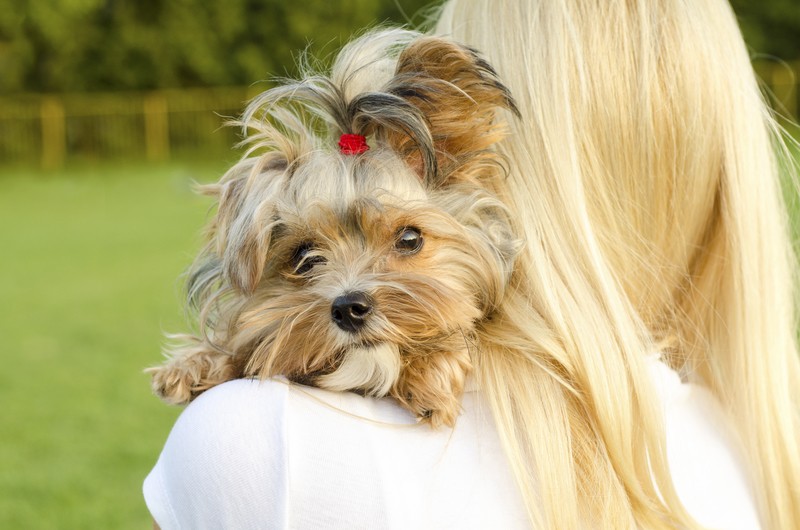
left=436, top=1, right=800, bottom=528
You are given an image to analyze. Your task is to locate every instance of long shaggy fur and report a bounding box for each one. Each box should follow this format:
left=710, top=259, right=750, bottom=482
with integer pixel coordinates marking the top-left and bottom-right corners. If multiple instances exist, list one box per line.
left=148, top=30, right=520, bottom=427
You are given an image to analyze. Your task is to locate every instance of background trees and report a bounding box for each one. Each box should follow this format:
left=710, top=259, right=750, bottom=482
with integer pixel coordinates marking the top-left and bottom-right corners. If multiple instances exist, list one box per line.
left=1, top=0, right=795, bottom=94
left=0, top=0, right=433, bottom=93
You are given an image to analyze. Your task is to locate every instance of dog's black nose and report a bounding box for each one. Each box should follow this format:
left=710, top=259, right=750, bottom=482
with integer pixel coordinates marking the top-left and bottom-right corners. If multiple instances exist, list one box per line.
left=331, top=292, right=373, bottom=333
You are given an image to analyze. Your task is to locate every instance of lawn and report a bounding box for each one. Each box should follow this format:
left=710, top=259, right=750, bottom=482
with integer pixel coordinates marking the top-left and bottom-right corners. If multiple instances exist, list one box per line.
left=0, top=159, right=232, bottom=529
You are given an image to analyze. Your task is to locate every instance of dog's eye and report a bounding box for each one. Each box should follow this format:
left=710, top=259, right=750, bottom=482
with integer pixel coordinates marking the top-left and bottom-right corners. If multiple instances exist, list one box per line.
left=395, top=227, right=424, bottom=254
left=292, top=242, right=325, bottom=275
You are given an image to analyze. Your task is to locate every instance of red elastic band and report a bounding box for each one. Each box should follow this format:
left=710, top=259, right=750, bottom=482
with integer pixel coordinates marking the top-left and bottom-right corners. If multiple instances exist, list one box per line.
left=338, top=134, right=369, bottom=155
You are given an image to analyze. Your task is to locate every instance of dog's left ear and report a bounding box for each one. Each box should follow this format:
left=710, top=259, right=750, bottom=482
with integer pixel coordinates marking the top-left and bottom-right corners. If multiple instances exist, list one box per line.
left=384, top=37, right=519, bottom=187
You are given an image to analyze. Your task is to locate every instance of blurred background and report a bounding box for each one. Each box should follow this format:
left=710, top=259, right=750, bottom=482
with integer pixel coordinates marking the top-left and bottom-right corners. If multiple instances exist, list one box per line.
left=0, top=1, right=797, bottom=528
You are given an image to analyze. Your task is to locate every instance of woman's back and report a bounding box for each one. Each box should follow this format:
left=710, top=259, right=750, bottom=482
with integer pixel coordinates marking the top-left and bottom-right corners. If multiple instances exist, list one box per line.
left=145, top=359, right=760, bottom=529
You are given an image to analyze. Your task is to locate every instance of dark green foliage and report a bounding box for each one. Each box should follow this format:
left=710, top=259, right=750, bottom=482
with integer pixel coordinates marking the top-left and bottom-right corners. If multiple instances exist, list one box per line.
left=0, top=0, right=435, bottom=93
left=730, top=0, right=800, bottom=60
left=0, top=1, right=795, bottom=94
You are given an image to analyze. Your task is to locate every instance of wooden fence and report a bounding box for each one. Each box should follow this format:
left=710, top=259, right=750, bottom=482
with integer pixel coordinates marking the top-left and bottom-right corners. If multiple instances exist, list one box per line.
left=0, top=60, right=797, bottom=170
left=0, top=86, right=262, bottom=170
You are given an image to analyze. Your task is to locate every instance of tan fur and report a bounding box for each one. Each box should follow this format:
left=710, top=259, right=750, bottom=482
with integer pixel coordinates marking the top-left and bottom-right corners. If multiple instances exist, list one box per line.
left=147, top=31, right=519, bottom=427
left=382, top=37, right=520, bottom=186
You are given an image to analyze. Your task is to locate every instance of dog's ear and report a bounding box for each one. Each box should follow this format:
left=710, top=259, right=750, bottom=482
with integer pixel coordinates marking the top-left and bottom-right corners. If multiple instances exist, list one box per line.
left=203, top=154, right=288, bottom=294
left=208, top=105, right=315, bottom=294
left=383, top=37, right=519, bottom=187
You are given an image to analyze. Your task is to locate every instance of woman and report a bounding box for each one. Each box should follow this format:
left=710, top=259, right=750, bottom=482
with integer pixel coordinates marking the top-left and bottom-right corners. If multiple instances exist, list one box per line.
left=145, top=1, right=800, bottom=528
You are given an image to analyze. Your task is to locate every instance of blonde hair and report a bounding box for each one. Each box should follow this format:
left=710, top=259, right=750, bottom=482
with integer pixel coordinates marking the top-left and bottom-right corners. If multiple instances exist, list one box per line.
left=436, top=0, right=800, bottom=528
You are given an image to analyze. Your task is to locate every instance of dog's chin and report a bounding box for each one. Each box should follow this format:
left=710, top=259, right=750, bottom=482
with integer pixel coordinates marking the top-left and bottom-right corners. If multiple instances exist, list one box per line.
left=316, top=342, right=402, bottom=397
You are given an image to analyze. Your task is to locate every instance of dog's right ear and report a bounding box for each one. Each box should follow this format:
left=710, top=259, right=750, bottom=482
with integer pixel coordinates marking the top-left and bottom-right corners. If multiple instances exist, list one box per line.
left=201, top=153, right=289, bottom=294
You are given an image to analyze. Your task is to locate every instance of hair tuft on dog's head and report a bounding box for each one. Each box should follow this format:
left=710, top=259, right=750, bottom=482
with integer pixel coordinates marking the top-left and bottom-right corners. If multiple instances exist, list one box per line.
left=237, top=30, right=518, bottom=188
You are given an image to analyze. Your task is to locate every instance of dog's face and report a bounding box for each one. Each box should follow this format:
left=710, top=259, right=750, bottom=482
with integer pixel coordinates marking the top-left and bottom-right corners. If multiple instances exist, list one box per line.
left=177, top=33, right=520, bottom=426
left=214, top=147, right=516, bottom=425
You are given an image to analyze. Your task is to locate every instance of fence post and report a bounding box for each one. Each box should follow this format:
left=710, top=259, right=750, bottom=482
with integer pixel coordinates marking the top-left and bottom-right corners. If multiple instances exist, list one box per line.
left=40, top=97, right=65, bottom=170
left=144, top=92, right=170, bottom=161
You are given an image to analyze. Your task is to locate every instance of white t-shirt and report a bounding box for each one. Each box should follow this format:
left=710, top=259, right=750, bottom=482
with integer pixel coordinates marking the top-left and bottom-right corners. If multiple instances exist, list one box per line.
left=143, top=360, right=762, bottom=529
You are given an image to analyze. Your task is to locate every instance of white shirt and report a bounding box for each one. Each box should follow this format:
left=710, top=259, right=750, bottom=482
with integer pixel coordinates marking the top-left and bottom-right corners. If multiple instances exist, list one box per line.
left=143, top=360, right=761, bottom=529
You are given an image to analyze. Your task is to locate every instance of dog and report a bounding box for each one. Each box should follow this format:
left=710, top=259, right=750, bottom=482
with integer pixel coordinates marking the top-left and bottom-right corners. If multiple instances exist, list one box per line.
left=148, top=29, right=520, bottom=427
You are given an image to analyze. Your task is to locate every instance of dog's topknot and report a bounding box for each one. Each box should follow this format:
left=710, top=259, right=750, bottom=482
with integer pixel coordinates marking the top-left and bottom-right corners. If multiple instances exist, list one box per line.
left=239, top=28, right=519, bottom=188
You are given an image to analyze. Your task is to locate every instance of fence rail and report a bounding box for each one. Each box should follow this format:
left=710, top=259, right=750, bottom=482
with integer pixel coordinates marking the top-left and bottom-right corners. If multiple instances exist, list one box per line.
left=0, top=60, right=798, bottom=170
left=0, top=86, right=263, bottom=169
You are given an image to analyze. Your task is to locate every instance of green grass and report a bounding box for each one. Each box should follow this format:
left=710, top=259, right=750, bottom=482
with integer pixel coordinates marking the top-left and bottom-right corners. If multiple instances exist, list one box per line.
left=0, top=159, right=231, bottom=529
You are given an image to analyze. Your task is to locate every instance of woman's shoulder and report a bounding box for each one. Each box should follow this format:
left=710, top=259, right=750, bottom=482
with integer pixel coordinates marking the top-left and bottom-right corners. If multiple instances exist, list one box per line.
left=144, top=378, right=529, bottom=530
left=154, top=376, right=419, bottom=441
left=173, top=377, right=291, bottom=426
left=144, top=379, right=431, bottom=530
left=143, top=377, right=417, bottom=489
left=144, top=379, right=294, bottom=529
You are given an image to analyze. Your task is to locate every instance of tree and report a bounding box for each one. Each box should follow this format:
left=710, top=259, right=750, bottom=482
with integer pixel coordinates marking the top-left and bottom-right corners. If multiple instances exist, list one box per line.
left=0, top=0, right=433, bottom=93
left=0, top=1, right=795, bottom=94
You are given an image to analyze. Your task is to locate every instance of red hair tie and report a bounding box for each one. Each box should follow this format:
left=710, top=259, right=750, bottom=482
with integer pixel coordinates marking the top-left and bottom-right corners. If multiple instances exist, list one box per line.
left=338, top=134, right=369, bottom=155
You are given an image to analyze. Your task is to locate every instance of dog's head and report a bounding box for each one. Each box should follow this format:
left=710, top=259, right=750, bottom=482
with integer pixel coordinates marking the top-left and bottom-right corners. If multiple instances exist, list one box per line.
left=193, top=30, right=519, bottom=425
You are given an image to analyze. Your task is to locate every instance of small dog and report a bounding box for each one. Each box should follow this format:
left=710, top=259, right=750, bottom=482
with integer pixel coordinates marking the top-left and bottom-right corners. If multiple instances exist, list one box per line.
left=148, top=30, right=520, bottom=427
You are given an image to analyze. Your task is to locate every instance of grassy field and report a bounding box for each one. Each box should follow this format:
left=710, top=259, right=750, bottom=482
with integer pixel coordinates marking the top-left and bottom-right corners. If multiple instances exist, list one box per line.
left=0, top=159, right=232, bottom=529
